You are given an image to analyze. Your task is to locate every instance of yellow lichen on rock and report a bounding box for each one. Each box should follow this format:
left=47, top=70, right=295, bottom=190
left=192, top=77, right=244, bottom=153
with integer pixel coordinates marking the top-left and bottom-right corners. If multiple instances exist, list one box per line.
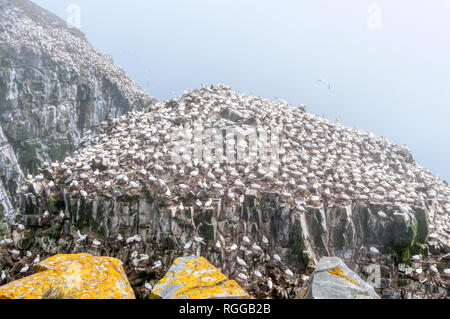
left=152, top=256, right=250, bottom=299
left=0, top=253, right=135, bottom=299
left=328, top=267, right=356, bottom=285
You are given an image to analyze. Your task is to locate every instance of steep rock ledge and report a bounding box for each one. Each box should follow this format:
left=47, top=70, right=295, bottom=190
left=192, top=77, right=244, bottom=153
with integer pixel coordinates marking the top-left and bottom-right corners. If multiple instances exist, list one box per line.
left=18, top=185, right=434, bottom=268
left=0, top=0, right=156, bottom=218
left=11, top=181, right=449, bottom=298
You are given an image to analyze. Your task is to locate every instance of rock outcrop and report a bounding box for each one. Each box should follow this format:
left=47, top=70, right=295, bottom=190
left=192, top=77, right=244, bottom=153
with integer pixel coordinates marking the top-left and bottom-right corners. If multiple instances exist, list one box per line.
left=0, top=253, right=135, bottom=299
left=151, top=256, right=249, bottom=299
left=0, top=0, right=156, bottom=220
left=299, top=256, right=380, bottom=299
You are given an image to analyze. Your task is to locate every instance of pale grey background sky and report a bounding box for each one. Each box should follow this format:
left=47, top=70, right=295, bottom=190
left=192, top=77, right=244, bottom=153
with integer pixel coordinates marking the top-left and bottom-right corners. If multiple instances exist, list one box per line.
left=33, top=0, right=450, bottom=182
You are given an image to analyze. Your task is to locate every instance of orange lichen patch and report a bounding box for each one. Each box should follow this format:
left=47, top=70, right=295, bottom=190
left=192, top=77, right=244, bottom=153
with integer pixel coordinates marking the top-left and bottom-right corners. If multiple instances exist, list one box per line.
left=0, top=253, right=135, bottom=299
left=328, top=267, right=356, bottom=286
left=152, top=256, right=249, bottom=299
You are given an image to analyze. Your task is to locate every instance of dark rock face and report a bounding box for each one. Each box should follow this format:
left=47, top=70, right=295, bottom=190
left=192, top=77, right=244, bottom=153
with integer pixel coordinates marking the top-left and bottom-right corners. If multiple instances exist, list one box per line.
left=0, top=0, right=156, bottom=219
left=8, top=181, right=447, bottom=298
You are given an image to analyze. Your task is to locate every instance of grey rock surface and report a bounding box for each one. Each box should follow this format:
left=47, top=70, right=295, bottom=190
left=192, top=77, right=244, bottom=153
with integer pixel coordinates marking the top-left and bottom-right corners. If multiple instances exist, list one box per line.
left=299, top=256, right=380, bottom=299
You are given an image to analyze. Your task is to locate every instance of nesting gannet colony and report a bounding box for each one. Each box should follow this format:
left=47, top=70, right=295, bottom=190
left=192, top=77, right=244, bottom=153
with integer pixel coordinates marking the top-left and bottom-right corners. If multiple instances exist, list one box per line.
left=0, top=0, right=449, bottom=299
left=0, top=0, right=148, bottom=104
left=7, top=84, right=448, bottom=299
left=24, top=84, right=450, bottom=219
left=0, top=0, right=155, bottom=221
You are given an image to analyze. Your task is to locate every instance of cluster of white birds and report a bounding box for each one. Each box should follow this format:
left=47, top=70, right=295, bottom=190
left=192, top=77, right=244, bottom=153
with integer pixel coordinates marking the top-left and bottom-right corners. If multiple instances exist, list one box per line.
left=202, top=233, right=297, bottom=290
left=74, top=229, right=143, bottom=247
left=0, top=2, right=151, bottom=106
left=21, top=84, right=449, bottom=240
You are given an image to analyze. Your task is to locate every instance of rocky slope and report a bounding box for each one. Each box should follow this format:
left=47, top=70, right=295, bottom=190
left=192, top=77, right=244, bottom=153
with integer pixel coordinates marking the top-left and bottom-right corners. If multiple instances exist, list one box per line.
left=3, top=84, right=448, bottom=298
left=0, top=0, right=156, bottom=221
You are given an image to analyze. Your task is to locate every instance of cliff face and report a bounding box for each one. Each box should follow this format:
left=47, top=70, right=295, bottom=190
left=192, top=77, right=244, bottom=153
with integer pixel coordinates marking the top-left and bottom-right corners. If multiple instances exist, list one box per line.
left=10, top=84, right=449, bottom=298
left=0, top=0, right=156, bottom=220
left=17, top=176, right=448, bottom=298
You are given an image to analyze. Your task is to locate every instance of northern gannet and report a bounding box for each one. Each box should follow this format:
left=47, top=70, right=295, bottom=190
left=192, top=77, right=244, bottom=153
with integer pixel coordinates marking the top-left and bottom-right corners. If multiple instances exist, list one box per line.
left=236, top=257, right=248, bottom=268
left=237, top=273, right=248, bottom=281
left=20, top=264, right=29, bottom=273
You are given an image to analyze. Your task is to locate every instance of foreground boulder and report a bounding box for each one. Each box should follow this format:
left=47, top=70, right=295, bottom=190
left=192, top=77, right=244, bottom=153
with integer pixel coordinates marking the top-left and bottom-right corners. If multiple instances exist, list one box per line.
left=152, top=256, right=249, bottom=299
left=0, top=253, right=135, bottom=299
left=299, top=257, right=380, bottom=299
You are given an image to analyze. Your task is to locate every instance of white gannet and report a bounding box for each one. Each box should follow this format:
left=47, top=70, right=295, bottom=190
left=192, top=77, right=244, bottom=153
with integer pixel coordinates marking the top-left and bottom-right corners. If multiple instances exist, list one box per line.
left=285, top=269, right=294, bottom=277
left=237, top=273, right=248, bottom=281
left=429, top=266, right=439, bottom=274
left=76, top=230, right=87, bottom=242
left=273, top=254, right=282, bottom=263
left=152, top=260, right=162, bottom=269
left=254, top=270, right=263, bottom=278
left=236, top=257, right=248, bottom=268
left=144, top=282, right=152, bottom=291
left=92, top=239, right=101, bottom=246
left=194, top=236, right=206, bottom=245
left=20, top=264, right=29, bottom=273
left=377, top=211, right=387, bottom=218
left=138, top=254, right=149, bottom=261
left=251, top=243, right=263, bottom=252
left=184, top=241, right=192, bottom=250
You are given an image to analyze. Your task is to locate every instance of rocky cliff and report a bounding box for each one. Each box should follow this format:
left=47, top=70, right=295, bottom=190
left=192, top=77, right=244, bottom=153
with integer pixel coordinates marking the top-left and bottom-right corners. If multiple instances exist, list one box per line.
left=0, top=0, right=449, bottom=299
left=5, top=84, right=449, bottom=299
left=0, top=0, right=156, bottom=221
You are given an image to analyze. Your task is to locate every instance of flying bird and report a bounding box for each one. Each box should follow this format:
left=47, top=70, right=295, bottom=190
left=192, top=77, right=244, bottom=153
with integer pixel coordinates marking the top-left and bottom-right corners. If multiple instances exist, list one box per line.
left=318, top=79, right=332, bottom=90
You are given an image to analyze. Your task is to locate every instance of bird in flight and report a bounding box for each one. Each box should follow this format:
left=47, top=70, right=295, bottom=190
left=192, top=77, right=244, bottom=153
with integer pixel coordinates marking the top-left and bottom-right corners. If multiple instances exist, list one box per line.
left=318, top=79, right=332, bottom=90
